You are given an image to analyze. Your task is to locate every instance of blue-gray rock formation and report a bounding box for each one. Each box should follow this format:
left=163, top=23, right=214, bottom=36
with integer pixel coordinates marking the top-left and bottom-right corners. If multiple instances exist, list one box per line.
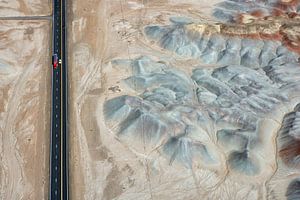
left=278, top=104, right=300, bottom=169
left=286, top=178, right=300, bottom=200
left=104, top=19, right=300, bottom=176
left=144, top=22, right=299, bottom=68
left=212, top=0, right=300, bottom=23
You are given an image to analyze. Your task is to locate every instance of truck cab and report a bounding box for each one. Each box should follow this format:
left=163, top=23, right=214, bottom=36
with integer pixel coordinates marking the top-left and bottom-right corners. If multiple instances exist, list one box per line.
left=52, top=54, right=62, bottom=69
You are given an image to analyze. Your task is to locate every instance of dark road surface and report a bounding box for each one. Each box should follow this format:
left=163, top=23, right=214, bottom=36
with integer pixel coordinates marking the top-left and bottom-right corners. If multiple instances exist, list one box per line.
left=50, top=0, right=68, bottom=199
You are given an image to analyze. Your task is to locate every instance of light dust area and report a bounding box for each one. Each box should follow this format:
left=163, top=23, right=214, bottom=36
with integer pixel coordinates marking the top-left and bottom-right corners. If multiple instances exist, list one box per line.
left=0, top=0, right=51, bottom=17
left=0, top=20, right=51, bottom=199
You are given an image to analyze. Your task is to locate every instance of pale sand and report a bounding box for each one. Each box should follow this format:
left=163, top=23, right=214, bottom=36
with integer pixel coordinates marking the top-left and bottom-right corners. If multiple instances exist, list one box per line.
left=0, top=20, right=51, bottom=199
left=0, top=0, right=51, bottom=17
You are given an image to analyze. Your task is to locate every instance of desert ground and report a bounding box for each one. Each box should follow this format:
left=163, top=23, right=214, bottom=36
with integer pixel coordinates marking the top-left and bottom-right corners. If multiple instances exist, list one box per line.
left=0, top=2, right=51, bottom=199
left=1, top=0, right=300, bottom=200
left=0, top=0, right=51, bottom=17
left=69, top=0, right=300, bottom=200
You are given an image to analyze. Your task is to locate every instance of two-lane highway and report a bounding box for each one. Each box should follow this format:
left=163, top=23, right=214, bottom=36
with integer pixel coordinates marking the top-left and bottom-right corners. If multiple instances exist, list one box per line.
left=50, top=0, right=68, bottom=199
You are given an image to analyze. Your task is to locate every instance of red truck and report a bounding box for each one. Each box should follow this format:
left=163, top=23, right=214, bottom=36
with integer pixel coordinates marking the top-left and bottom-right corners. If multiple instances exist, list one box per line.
left=52, top=54, right=62, bottom=69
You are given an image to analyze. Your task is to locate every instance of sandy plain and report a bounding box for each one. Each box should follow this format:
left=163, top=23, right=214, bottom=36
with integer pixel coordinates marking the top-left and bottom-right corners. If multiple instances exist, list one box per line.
left=0, top=0, right=51, bottom=17
left=0, top=2, right=51, bottom=199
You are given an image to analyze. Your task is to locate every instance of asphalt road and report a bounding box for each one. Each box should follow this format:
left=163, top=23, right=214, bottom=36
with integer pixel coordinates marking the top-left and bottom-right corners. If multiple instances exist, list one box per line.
left=50, top=0, right=68, bottom=199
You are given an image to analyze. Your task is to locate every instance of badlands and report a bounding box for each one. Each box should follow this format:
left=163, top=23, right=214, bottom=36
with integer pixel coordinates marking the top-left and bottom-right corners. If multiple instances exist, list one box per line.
left=1, top=0, right=300, bottom=199
left=69, top=0, right=300, bottom=199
